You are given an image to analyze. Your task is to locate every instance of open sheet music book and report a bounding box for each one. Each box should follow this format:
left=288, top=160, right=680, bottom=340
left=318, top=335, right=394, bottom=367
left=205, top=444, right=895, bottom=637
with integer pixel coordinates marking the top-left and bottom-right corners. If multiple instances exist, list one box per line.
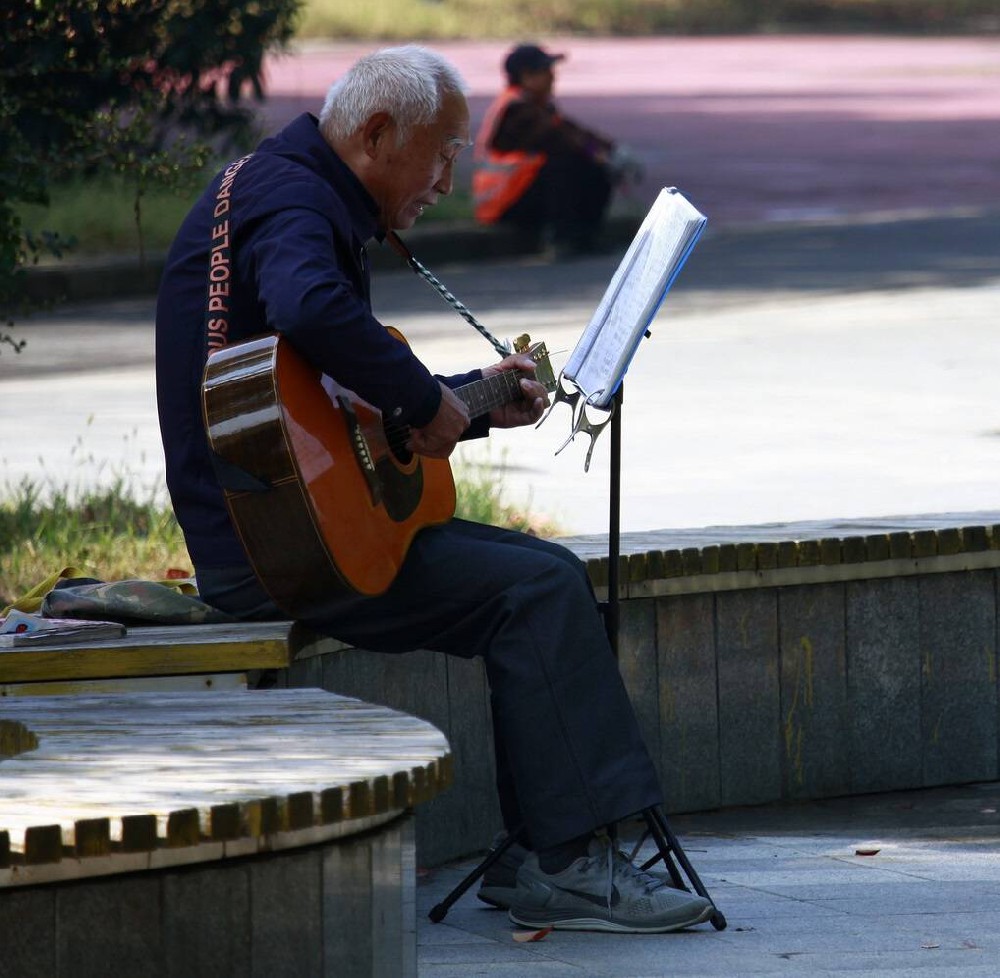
left=562, top=188, right=707, bottom=409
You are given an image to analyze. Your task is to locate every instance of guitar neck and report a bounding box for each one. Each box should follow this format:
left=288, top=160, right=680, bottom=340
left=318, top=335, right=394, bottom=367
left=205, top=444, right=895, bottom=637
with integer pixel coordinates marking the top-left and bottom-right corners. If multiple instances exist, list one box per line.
left=455, top=369, right=525, bottom=420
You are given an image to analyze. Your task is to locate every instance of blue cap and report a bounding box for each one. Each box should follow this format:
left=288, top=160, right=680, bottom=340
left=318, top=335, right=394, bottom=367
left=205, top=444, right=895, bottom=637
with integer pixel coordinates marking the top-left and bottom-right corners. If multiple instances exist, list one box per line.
left=504, top=44, right=565, bottom=83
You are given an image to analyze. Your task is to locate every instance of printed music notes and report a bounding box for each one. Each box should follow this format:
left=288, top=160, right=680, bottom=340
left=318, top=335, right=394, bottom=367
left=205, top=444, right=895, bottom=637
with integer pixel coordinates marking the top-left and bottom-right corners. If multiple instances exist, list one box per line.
left=543, top=187, right=707, bottom=469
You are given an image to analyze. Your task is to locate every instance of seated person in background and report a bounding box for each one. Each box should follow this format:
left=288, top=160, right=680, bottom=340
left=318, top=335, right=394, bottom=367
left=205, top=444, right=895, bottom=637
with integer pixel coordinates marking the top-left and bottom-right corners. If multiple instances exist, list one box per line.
left=156, top=45, right=709, bottom=936
left=473, top=43, right=642, bottom=257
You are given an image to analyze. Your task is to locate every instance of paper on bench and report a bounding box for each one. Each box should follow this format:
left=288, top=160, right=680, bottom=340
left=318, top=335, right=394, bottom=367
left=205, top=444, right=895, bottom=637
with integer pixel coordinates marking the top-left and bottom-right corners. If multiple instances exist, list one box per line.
left=0, top=608, right=126, bottom=648
left=562, top=187, right=707, bottom=408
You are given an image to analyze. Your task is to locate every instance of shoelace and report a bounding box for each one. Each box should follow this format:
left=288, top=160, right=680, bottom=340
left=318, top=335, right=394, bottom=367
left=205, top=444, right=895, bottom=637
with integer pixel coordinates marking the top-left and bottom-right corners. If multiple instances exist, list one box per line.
left=584, top=835, right=667, bottom=908
left=613, top=848, right=670, bottom=894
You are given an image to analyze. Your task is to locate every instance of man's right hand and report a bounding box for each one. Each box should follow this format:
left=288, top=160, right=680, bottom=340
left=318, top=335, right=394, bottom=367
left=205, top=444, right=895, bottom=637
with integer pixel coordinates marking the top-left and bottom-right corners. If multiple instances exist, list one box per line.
left=407, top=382, right=469, bottom=459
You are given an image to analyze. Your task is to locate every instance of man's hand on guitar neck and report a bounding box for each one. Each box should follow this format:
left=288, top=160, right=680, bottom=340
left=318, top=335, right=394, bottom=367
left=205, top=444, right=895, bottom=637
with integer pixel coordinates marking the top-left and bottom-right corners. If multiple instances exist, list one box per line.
left=408, top=382, right=470, bottom=459
left=484, top=353, right=550, bottom=429
left=408, top=353, right=549, bottom=458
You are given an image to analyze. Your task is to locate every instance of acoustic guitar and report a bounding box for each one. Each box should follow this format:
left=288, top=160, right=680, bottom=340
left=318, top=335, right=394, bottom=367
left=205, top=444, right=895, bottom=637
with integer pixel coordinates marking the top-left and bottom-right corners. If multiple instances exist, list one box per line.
left=202, top=329, right=555, bottom=617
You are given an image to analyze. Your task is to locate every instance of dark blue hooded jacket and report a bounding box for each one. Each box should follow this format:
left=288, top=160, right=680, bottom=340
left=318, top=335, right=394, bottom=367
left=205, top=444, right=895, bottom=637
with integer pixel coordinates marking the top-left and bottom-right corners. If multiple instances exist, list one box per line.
left=155, top=113, right=486, bottom=572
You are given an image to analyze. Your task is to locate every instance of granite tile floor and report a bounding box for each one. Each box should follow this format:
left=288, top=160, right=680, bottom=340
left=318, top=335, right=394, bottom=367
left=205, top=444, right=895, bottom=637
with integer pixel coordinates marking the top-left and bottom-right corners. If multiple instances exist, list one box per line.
left=417, top=781, right=1000, bottom=977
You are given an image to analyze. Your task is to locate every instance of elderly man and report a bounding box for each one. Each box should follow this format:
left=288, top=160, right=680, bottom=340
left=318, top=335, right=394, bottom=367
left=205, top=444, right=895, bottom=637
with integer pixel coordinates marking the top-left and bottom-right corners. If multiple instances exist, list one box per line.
left=155, top=45, right=710, bottom=935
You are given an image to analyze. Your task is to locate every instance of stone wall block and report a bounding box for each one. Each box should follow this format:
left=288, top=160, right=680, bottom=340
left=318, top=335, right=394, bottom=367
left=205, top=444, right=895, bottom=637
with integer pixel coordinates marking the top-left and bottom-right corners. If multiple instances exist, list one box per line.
left=56, top=875, right=163, bottom=978
left=321, top=820, right=416, bottom=978
left=320, top=646, right=386, bottom=704
left=778, top=584, right=850, bottom=800
left=846, top=577, right=921, bottom=792
left=164, top=864, right=251, bottom=978
left=250, top=849, right=323, bottom=978
left=656, top=592, right=720, bottom=812
left=419, top=655, right=500, bottom=866
left=715, top=589, right=780, bottom=806
left=919, top=571, right=998, bottom=785
left=280, top=651, right=322, bottom=689
left=618, top=598, right=660, bottom=772
left=0, top=888, right=56, bottom=978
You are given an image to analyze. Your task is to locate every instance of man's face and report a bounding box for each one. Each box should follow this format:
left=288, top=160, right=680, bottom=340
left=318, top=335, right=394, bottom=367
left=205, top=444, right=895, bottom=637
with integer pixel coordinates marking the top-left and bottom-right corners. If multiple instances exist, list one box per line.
left=369, top=90, right=471, bottom=231
left=518, top=66, right=555, bottom=102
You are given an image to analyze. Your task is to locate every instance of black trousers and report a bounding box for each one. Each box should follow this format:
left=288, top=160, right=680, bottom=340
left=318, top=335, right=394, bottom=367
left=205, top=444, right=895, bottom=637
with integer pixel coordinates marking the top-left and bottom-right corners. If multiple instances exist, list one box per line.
left=500, top=152, right=614, bottom=251
left=198, top=518, right=662, bottom=850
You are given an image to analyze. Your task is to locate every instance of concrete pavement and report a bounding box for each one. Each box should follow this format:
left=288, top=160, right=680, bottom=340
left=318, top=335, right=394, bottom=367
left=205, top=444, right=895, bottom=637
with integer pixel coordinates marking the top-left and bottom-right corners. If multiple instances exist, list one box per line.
left=6, top=210, right=1000, bottom=538
left=416, top=780, right=1000, bottom=977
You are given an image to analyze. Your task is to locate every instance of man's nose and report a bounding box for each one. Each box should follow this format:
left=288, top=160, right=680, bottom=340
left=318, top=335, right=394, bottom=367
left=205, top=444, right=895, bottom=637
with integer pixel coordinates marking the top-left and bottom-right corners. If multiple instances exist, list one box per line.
left=434, top=161, right=454, bottom=196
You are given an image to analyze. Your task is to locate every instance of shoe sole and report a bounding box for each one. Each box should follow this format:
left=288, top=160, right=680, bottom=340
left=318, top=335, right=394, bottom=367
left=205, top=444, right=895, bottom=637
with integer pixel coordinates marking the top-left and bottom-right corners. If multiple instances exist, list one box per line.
left=509, top=901, right=715, bottom=934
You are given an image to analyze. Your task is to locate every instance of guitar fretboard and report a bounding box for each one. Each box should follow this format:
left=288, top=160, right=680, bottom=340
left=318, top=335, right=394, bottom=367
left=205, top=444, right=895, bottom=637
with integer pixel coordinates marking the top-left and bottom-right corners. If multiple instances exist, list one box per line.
left=456, top=370, right=525, bottom=419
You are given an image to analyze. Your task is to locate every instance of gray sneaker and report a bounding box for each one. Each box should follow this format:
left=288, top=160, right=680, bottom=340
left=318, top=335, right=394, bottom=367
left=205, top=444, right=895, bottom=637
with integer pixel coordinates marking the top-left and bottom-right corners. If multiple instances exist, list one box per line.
left=508, top=835, right=714, bottom=933
left=479, top=830, right=688, bottom=912
left=477, top=832, right=530, bottom=909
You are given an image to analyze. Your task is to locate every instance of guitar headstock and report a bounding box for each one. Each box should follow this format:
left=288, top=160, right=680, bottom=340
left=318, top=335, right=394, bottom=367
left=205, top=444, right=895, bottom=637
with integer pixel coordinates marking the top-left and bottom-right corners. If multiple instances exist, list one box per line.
left=513, top=333, right=557, bottom=394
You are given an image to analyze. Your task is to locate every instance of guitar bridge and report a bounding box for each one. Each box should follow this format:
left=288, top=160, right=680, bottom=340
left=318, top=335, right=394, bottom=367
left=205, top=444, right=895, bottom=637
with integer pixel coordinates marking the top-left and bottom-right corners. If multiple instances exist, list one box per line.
left=337, top=394, right=382, bottom=506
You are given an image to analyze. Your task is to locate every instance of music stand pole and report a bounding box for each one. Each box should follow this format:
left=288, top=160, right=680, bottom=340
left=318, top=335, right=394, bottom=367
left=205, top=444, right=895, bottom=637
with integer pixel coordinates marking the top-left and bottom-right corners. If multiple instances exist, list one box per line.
left=605, top=385, right=623, bottom=652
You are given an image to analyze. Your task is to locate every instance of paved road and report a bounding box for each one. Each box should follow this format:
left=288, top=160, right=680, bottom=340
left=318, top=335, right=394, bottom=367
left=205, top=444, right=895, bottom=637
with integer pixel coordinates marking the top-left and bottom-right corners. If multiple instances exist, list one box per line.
left=5, top=211, right=999, bottom=537
left=261, top=35, right=1000, bottom=225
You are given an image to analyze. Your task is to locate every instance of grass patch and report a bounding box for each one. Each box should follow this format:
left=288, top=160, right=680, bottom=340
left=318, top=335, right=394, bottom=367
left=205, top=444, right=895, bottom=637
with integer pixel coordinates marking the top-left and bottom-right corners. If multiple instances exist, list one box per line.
left=294, top=0, right=1000, bottom=39
left=15, top=174, right=473, bottom=261
left=1, top=460, right=560, bottom=609
left=15, top=174, right=202, bottom=260
left=453, top=454, right=562, bottom=540
left=295, top=0, right=749, bottom=39
left=0, top=478, right=192, bottom=609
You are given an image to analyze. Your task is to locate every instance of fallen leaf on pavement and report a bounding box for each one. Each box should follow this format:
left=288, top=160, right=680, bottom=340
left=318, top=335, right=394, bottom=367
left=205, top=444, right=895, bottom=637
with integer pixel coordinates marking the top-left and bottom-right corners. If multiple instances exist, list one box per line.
left=513, top=927, right=553, bottom=943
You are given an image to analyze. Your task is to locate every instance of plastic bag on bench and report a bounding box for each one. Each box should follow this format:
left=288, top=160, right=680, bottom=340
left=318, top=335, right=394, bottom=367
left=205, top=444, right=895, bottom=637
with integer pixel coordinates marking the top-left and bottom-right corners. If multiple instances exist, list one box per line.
left=41, top=579, right=235, bottom=625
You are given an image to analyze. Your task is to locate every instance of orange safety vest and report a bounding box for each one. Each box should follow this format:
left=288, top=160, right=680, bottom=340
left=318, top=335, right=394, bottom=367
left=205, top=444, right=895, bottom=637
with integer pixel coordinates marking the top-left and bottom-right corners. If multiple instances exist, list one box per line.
left=472, top=87, right=547, bottom=224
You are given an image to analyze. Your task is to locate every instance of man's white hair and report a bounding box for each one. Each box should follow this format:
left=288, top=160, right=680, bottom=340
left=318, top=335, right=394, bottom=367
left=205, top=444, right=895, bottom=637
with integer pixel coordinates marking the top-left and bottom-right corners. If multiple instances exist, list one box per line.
left=319, top=45, right=466, bottom=145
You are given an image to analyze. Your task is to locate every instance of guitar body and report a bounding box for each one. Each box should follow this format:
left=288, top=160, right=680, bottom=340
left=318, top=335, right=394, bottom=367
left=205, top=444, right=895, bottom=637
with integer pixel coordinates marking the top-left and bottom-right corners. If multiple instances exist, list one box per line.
left=202, top=331, right=456, bottom=615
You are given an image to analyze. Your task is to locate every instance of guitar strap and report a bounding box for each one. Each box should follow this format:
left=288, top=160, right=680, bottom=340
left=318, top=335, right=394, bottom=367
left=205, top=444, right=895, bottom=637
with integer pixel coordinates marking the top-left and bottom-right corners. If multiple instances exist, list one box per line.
left=201, top=153, right=272, bottom=495
left=386, top=230, right=510, bottom=357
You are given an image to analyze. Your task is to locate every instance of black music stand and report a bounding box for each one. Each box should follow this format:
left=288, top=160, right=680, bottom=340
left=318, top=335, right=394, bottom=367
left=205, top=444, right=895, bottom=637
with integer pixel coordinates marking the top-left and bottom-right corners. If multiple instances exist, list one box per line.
left=429, top=382, right=726, bottom=930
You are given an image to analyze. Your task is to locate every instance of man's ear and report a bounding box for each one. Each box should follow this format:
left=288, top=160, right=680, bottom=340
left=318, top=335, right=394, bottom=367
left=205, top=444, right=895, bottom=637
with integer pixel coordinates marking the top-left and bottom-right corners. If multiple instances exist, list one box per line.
left=361, top=112, right=395, bottom=160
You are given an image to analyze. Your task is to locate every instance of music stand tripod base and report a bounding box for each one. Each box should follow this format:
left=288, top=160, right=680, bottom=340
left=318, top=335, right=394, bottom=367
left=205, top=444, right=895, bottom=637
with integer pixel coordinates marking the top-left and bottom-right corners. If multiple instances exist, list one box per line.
left=428, top=817, right=727, bottom=930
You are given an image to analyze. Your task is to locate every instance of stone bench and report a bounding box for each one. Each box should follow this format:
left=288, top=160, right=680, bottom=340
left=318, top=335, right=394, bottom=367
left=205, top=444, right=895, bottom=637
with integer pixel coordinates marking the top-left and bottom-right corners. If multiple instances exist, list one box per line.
left=0, top=688, right=450, bottom=978
left=279, top=514, right=1000, bottom=865
left=8, top=514, right=999, bottom=871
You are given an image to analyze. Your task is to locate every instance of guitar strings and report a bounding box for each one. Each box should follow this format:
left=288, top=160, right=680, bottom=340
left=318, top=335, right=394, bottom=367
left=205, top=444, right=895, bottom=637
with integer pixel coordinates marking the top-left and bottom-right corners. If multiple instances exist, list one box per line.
left=380, top=369, right=525, bottom=456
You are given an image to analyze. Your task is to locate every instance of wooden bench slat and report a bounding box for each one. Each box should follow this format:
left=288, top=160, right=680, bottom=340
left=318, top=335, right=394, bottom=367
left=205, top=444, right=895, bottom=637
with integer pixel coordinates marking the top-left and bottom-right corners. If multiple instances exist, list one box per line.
left=0, top=689, right=451, bottom=883
left=0, top=623, right=299, bottom=684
